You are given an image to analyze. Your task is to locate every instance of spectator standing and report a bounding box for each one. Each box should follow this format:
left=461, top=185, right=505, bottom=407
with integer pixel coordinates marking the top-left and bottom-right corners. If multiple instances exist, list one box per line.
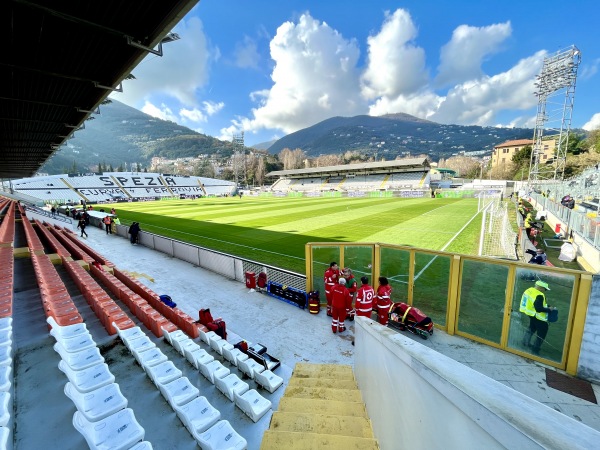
left=50, top=206, right=56, bottom=217
left=355, top=276, right=375, bottom=318
left=375, top=277, right=392, bottom=325
left=342, top=268, right=358, bottom=318
left=112, top=216, right=120, bottom=234
left=110, top=208, right=116, bottom=215
left=520, top=280, right=555, bottom=355
left=128, top=222, right=140, bottom=244
left=324, top=262, right=340, bottom=316
left=103, top=215, right=112, bottom=234
left=330, top=278, right=351, bottom=333
left=77, top=218, right=88, bottom=238
left=524, top=212, right=535, bottom=240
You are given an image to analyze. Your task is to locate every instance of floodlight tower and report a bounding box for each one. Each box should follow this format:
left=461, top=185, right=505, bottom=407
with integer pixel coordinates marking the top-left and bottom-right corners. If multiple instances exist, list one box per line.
left=528, top=46, right=581, bottom=186
left=232, top=132, right=245, bottom=189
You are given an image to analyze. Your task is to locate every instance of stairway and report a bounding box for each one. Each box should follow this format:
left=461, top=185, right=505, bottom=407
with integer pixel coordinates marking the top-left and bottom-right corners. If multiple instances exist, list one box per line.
left=261, top=363, right=379, bottom=449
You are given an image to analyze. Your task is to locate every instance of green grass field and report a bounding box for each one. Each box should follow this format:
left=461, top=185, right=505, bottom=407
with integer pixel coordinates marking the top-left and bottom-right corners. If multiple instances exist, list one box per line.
left=104, top=196, right=480, bottom=273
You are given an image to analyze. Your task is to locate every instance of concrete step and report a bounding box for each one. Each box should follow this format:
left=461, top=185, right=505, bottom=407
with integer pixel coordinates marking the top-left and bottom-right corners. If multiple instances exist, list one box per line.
left=283, top=386, right=363, bottom=402
left=278, top=397, right=368, bottom=418
left=269, top=412, right=374, bottom=438
left=260, top=431, right=379, bottom=450
left=287, top=377, right=357, bottom=390
left=292, top=363, right=355, bottom=380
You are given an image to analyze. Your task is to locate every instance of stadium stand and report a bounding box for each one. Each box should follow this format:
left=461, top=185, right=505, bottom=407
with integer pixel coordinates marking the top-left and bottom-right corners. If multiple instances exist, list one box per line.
left=198, top=177, right=236, bottom=197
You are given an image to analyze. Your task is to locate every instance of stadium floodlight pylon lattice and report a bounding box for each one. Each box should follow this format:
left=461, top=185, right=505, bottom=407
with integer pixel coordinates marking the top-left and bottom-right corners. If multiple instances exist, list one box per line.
left=232, top=132, right=245, bottom=189
left=528, top=45, right=581, bottom=187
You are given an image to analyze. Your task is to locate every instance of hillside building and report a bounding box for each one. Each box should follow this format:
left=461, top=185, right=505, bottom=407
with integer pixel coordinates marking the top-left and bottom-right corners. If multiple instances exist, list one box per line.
left=491, top=137, right=557, bottom=169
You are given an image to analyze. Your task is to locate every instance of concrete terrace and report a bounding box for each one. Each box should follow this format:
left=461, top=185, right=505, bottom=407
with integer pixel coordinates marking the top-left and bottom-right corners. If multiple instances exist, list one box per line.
left=8, top=216, right=600, bottom=449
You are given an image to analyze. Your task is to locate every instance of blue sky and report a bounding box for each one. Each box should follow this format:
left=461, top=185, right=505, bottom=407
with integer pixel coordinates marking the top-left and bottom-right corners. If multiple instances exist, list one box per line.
left=111, top=0, right=600, bottom=146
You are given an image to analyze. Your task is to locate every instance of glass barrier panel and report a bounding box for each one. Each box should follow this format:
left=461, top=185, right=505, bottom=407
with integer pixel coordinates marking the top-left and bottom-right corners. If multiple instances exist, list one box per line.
left=457, top=259, right=507, bottom=344
left=311, top=246, right=340, bottom=302
left=380, top=246, right=410, bottom=303
left=413, top=251, right=450, bottom=327
left=342, top=245, right=374, bottom=284
left=507, top=267, right=574, bottom=363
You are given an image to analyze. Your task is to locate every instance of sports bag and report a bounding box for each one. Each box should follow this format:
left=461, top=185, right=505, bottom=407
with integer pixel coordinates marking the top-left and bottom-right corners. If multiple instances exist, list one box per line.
left=199, top=308, right=214, bottom=325
left=159, top=295, right=176, bottom=308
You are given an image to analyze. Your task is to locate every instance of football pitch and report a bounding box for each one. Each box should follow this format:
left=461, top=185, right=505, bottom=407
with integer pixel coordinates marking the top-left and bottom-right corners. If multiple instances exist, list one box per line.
left=105, top=196, right=481, bottom=273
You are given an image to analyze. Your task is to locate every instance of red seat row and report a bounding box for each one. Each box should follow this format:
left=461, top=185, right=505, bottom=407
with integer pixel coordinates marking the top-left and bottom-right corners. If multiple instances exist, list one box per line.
left=33, top=220, right=71, bottom=258
left=47, top=227, right=95, bottom=264
left=62, top=259, right=135, bottom=335
left=30, top=254, right=83, bottom=327
left=112, top=267, right=200, bottom=339
left=22, top=217, right=45, bottom=254
left=0, top=247, right=14, bottom=318
left=0, top=201, right=16, bottom=245
left=59, top=227, right=115, bottom=267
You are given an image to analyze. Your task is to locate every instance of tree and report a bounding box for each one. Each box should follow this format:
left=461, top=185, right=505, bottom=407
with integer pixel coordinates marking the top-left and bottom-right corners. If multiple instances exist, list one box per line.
left=108, top=164, right=114, bottom=172
left=278, top=148, right=306, bottom=170
left=136, top=163, right=142, bottom=172
left=585, top=128, right=600, bottom=153
left=70, top=160, right=78, bottom=174
left=438, top=156, right=481, bottom=178
left=255, top=156, right=266, bottom=186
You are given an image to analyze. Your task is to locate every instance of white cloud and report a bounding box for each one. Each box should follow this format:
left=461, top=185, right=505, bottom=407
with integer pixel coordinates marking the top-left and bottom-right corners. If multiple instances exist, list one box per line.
left=429, top=51, right=545, bottom=125
left=180, top=108, right=207, bottom=123
left=220, top=13, right=365, bottom=137
left=361, top=9, right=428, bottom=100
left=203, top=101, right=224, bottom=116
left=234, top=36, right=261, bottom=69
left=435, top=22, right=511, bottom=87
left=583, top=113, right=600, bottom=131
left=111, top=16, right=213, bottom=107
left=141, top=101, right=178, bottom=122
left=579, top=58, right=600, bottom=80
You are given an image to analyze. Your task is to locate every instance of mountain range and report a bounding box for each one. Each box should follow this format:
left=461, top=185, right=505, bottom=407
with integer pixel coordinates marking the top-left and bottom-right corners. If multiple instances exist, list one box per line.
left=40, top=100, right=535, bottom=175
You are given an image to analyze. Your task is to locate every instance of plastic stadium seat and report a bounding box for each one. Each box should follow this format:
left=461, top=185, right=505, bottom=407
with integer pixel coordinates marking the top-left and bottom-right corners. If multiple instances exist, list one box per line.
left=146, top=361, right=182, bottom=386
left=214, top=373, right=249, bottom=402
left=210, top=338, right=228, bottom=356
left=188, top=349, right=214, bottom=370
left=197, top=420, right=247, bottom=450
left=237, top=358, right=265, bottom=380
left=58, top=361, right=115, bottom=394
left=159, top=376, right=199, bottom=407
left=52, top=331, right=96, bottom=353
left=128, top=336, right=157, bottom=361
left=0, top=329, right=11, bottom=348
left=199, top=330, right=218, bottom=345
left=64, top=382, right=128, bottom=422
left=73, top=408, right=145, bottom=450
left=0, top=347, right=11, bottom=368
left=206, top=333, right=223, bottom=347
left=138, top=348, right=168, bottom=372
left=254, top=370, right=284, bottom=394
left=233, top=389, right=272, bottom=423
left=220, top=343, right=235, bottom=363
left=161, top=327, right=186, bottom=347
left=181, top=341, right=202, bottom=364
left=174, top=396, right=221, bottom=439
left=0, top=391, right=9, bottom=427
left=199, top=360, right=230, bottom=384
left=129, top=442, right=153, bottom=450
left=0, top=318, right=11, bottom=332
left=114, top=325, right=145, bottom=349
left=0, top=367, right=11, bottom=392
left=173, top=337, right=194, bottom=356
left=53, top=343, right=104, bottom=371
left=229, top=349, right=249, bottom=368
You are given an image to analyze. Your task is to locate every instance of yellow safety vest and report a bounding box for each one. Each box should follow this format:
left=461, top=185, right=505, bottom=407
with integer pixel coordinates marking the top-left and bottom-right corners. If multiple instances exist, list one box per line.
left=519, top=287, right=548, bottom=321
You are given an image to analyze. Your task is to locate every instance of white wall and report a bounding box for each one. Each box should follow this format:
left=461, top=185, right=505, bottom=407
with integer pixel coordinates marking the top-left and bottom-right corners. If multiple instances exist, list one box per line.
left=354, top=317, right=600, bottom=450
left=578, top=276, right=600, bottom=383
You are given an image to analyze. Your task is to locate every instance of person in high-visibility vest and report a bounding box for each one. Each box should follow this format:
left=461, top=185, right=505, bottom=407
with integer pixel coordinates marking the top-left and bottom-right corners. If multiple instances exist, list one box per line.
left=519, top=280, right=555, bottom=355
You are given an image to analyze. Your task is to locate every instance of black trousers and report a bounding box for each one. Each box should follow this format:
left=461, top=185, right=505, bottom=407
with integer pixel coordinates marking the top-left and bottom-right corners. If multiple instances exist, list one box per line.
left=529, top=316, right=548, bottom=340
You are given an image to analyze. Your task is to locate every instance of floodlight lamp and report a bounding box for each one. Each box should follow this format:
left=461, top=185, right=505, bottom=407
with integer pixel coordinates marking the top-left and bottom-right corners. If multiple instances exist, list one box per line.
left=161, top=32, right=180, bottom=44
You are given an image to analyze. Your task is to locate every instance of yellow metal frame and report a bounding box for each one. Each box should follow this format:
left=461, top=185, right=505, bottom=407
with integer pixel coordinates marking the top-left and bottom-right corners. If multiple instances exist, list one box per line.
left=306, top=242, right=592, bottom=375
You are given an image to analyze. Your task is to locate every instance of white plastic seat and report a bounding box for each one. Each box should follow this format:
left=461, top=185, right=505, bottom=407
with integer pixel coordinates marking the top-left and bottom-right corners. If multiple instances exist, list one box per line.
left=214, top=373, right=249, bottom=402
left=54, top=332, right=96, bottom=353
left=73, top=408, right=145, bottom=450
left=0, top=426, right=9, bottom=450
left=254, top=369, right=284, bottom=393
left=189, top=349, right=214, bottom=370
left=0, top=367, right=11, bottom=392
left=0, top=347, right=11, bottom=367
left=146, top=361, right=182, bottom=386
left=232, top=349, right=249, bottom=368
left=58, top=361, right=115, bottom=393
left=182, top=341, right=202, bottom=365
left=199, top=360, right=230, bottom=384
left=197, top=420, right=247, bottom=450
left=54, top=343, right=104, bottom=371
left=138, top=347, right=168, bottom=371
left=159, top=376, right=199, bottom=407
left=237, top=358, right=265, bottom=380
left=200, top=330, right=218, bottom=345
left=129, top=337, right=157, bottom=362
left=220, top=343, right=236, bottom=364
left=0, top=391, right=9, bottom=427
left=64, top=382, right=128, bottom=422
left=0, top=318, right=12, bottom=332
left=173, top=396, right=220, bottom=438
left=233, top=389, right=272, bottom=423
left=163, top=327, right=188, bottom=350
left=47, top=316, right=88, bottom=340
left=114, top=325, right=145, bottom=348
left=206, top=333, right=223, bottom=347
left=176, top=338, right=197, bottom=357
left=129, top=441, right=153, bottom=450
left=0, top=329, right=11, bottom=347
left=210, top=338, right=228, bottom=356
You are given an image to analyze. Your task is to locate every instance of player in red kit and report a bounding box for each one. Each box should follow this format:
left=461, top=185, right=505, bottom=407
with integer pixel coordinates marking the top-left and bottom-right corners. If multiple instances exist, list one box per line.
left=375, top=276, right=392, bottom=325
left=355, top=276, right=375, bottom=318
left=324, top=262, right=340, bottom=316
left=330, top=278, right=351, bottom=333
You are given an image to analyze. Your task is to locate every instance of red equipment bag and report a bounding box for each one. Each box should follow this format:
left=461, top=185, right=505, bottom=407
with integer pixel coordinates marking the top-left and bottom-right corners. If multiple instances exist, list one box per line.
left=206, top=319, right=227, bottom=340
left=199, top=308, right=214, bottom=326
left=257, top=272, right=267, bottom=289
left=308, top=291, right=320, bottom=314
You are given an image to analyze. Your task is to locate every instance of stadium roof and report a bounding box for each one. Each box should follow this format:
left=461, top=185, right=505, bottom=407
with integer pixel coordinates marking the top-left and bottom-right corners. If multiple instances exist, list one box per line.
left=0, top=0, right=199, bottom=180
left=266, top=158, right=430, bottom=178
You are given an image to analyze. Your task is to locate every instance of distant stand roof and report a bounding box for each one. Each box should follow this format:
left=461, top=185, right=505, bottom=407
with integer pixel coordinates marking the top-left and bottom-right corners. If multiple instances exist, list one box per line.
left=267, top=158, right=430, bottom=178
